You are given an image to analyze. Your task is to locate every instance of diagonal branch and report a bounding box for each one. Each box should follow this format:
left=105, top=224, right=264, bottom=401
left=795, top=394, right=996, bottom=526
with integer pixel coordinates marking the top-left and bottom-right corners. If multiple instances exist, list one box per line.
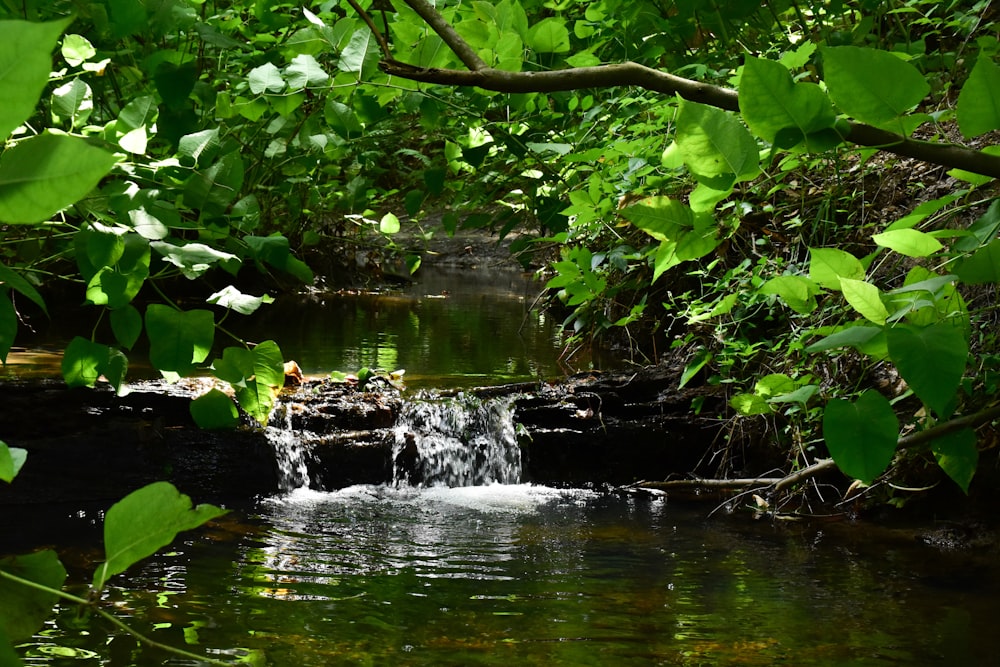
left=374, top=1, right=1000, bottom=179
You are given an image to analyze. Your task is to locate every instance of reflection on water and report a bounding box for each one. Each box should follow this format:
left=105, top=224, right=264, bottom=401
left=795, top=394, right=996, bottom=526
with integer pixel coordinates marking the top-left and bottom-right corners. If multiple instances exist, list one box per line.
left=22, top=487, right=999, bottom=666
left=3, top=266, right=605, bottom=387
left=229, top=266, right=587, bottom=388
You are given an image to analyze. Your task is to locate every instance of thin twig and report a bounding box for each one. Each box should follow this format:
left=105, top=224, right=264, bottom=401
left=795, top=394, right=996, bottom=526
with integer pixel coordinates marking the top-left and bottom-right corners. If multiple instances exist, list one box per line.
left=345, top=0, right=392, bottom=58
left=400, top=0, right=488, bottom=70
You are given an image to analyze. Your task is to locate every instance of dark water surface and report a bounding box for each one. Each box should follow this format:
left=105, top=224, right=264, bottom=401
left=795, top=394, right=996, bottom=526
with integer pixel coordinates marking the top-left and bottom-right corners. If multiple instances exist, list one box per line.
left=19, top=487, right=998, bottom=666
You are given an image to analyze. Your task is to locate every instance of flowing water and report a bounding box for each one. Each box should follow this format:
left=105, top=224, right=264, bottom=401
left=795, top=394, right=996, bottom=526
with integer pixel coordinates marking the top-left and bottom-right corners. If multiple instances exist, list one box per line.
left=15, top=399, right=1000, bottom=666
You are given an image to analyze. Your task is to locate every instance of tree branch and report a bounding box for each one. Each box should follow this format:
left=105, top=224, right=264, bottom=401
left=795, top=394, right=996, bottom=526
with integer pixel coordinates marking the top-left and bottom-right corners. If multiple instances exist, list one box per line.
left=375, top=0, right=1000, bottom=179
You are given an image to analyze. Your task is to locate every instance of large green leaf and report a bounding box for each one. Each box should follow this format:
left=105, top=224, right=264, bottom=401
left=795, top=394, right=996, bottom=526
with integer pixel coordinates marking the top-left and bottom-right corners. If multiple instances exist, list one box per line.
left=285, top=54, right=329, bottom=90
left=248, top=62, right=285, bottom=94
left=821, top=46, right=929, bottom=127
left=0, top=550, right=66, bottom=643
left=61, top=336, right=108, bottom=388
left=619, top=196, right=694, bottom=241
left=930, top=427, right=978, bottom=494
left=805, top=325, right=882, bottom=353
left=840, top=278, right=889, bottom=325
left=50, top=78, right=93, bottom=129
left=760, top=275, right=820, bottom=314
left=190, top=388, right=240, bottom=430
left=93, top=482, right=225, bottom=590
left=183, top=150, right=245, bottom=214
left=675, top=99, right=760, bottom=189
left=0, top=441, right=27, bottom=483
left=0, top=133, right=118, bottom=224
left=823, top=390, right=899, bottom=484
left=956, top=55, right=1000, bottom=138
left=956, top=238, right=1000, bottom=284
left=151, top=240, right=240, bottom=279
left=808, top=247, right=864, bottom=290
left=145, top=304, right=214, bottom=375
left=85, top=234, right=150, bottom=308
left=208, top=286, right=274, bottom=316
left=526, top=17, right=570, bottom=53
left=872, top=229, right=943, bottom=258
left=739, top=56, right=837, bottom=150
left=232, top=340, right=285, bottom=425
left=886, top=322, right=968, bottom=418
left=0, top=18, right=73, bottom=139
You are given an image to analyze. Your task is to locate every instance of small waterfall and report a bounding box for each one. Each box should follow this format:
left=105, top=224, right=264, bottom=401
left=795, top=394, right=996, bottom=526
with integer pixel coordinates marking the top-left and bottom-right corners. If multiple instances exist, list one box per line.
left=392, top=395, right=522, bottom=487
left=267, top=402, right=313, bottom=492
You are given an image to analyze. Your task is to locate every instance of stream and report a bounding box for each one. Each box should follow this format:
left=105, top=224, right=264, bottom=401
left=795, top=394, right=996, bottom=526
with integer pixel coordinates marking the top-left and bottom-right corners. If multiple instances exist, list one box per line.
left=6, top=265, right=1000, bottom=665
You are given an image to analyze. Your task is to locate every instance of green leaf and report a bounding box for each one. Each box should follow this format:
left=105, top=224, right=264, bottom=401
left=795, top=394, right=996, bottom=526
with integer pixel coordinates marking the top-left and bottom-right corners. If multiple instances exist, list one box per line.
left=956, top=238, right=1000, bottom=284
left=183, top=151, right=245, bottom=213
left=339, top=29, right=378, bottom=76
left=152, top=241, right=241, bottom=279
left=61, top=336, right=108, bottom=388
left=50, top=78, right=93, bottom=128
left=805, top=325, right=882, bottom=353
left=110, top=305, right=142, bottom=350
left=0, top=133, right=118, bottom=224
left=0, top=627, right=19, bottom=667
left=93, top=482, right=226, bottom=590
left=380, top=213, right=401, bottom=235
left=85, top=235, right=150, bottom=308
left=823, top=390, right=899, bottom=484
left=872, top=228, right=943, bottom=257
left=675, top=99, right=760, bottom=189
left=808, top=247, right=864, bottom=290
left=208, top=286, right=274, bottom=316
left=190, top=388, right=240, bottom=429
left=754, top=373, right=796, bottom=398
left=61, top=33, right=96, bottom=67
left=248, top=62, right=285, bottom=94
left=0, top=262, right=47, bottom=315
left=232, top=340, right=284, bottom=425
left=840, top=278, right=889, bottom=325
left=178, top=128, right=221, bottom=168
left=886, top=322, right=968, bottom=418
left=739, top=56, right=837, bottom=150
left=526, top=17, right=570, bottom=53
left=285, top=54, right=329, bottom=90
left=0, top=18, right=74, bottom=139
left=0, top=441, right=27, bottom=483
left=619, top=196, right=694, bottom=241
left=956, top=55, right=1000, bottom=138
left=821, top=46, right=929, bottom=127
left=730, top=393, right=772, bottom=415
left=931, top=427, right=978, bottom=494
left=145, top=304, right=215, bottom=375
left=759, top=275, right=820, bottom=314
left=0, top=550, right=67, bottom=642
left=0, top=290, right=14, bottom=364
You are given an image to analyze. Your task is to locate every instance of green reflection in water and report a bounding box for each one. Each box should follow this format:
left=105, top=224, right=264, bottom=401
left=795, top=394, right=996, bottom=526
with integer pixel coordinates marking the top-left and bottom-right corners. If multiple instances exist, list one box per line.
left=23, top=488, right=1000, bottom=666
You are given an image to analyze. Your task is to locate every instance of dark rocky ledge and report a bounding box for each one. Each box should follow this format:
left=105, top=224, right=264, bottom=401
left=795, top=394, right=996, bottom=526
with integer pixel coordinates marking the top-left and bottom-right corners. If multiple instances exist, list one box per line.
left=0, top=366, right=731, bottom=507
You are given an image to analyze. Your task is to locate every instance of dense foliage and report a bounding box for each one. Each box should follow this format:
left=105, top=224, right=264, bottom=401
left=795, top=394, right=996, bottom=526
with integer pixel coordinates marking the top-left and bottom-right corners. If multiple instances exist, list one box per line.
left=3, top=0, right=1000, bottom=662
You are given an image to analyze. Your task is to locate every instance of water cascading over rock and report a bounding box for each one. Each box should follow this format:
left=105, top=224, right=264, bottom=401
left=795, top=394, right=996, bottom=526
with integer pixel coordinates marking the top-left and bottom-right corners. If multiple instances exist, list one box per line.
left=392, top=395, right=522, bottom=487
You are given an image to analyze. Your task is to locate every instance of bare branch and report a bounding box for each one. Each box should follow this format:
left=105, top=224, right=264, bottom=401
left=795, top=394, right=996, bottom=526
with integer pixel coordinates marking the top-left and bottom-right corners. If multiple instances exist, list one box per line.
left=368, top=1, right=1000, bottom=179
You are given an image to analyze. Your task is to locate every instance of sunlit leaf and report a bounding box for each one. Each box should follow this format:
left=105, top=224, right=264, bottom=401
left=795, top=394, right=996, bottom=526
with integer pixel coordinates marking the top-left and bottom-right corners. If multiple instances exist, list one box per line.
left=821, top=46, right=929, bottom=127
left=805, top=325, right=882, bottom=353
left=840, top=278, right=889, bottom=325
left=526, top=17, right=570, bottom=53
left=208, top=285, right=274, bottom=316
left=676, top=99, right=759, bottom=188
left=0, top=133, right=118, bottom=224
left=284, top=54, right=329, bottom=90
left=61, top=336, right=108, bottom=388
left=248, top=62, right=285, bottom=94
left=809, top=247, right=864, bottom=290
left=872, top=229, right=943, bottom=257
left=152, top=241, right=240, bottom=279
left=0, top=441, right=27, bottom=483
left=620, top=196, right=694, bottom=241
left=145, top=304, right=214, bottom=375
left=0, top=18, right=74, bottom=138
left=739, top=56, right=837, bottom=150
left=93, top=482, right=225, bottom=590
left=50, top=78, right=93, bottom=128
left=823, top=390, right=899, bottom=484
left=190, top=389, right=240, bottom=430
left=730, top=393, right=771, bottom=415
left=760, top=275, right=820, bottom=314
